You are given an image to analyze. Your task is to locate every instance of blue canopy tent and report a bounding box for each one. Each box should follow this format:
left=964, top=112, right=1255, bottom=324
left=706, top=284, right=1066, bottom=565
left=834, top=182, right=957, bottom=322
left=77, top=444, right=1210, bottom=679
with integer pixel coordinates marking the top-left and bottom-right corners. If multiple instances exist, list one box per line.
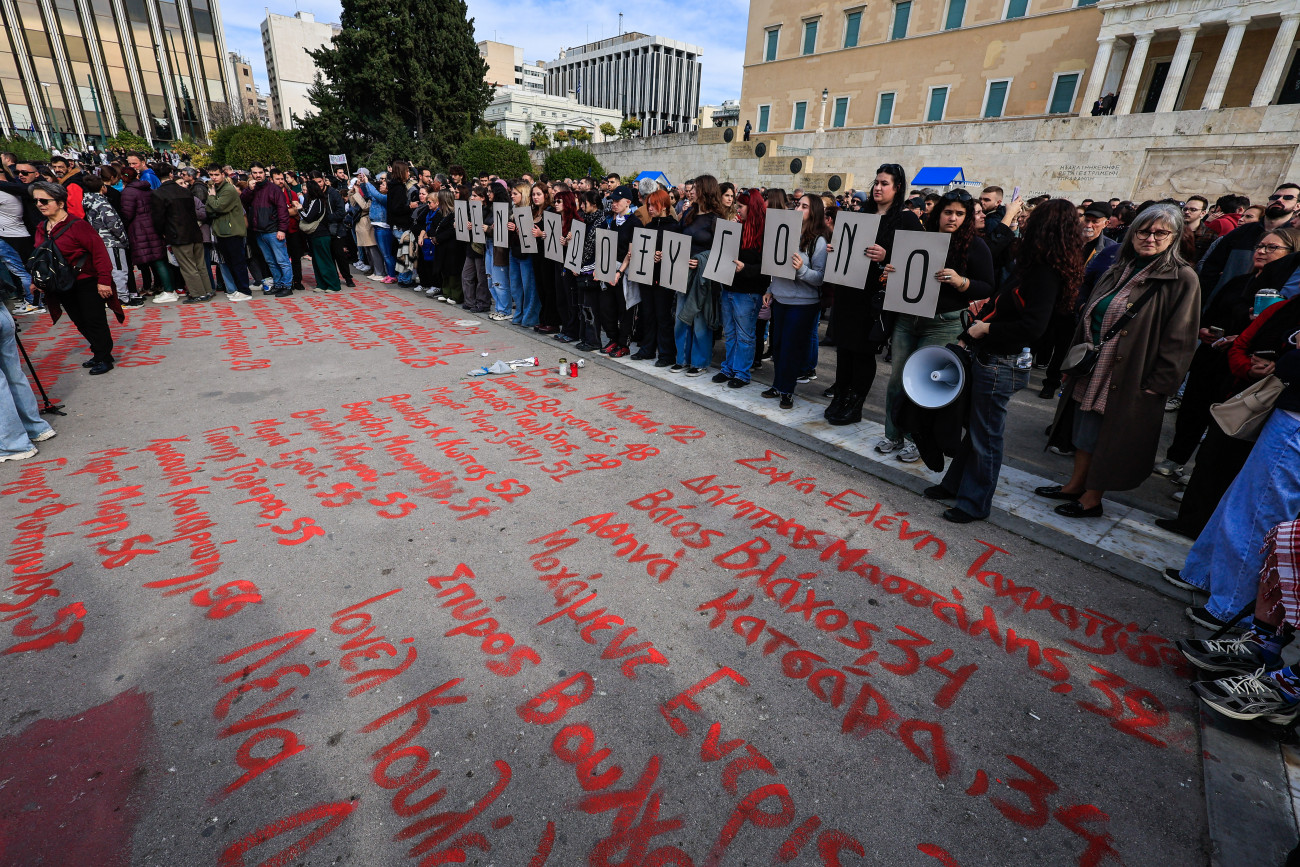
left=911, top=167, right=966, bottom=188
left=636, top=170, right=672, bottom=189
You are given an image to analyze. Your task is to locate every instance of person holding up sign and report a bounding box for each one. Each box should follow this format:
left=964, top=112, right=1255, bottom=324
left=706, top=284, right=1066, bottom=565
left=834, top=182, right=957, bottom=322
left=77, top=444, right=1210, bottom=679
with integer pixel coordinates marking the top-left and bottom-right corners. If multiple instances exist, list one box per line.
left=925, top=200, right=1084, bottom=523
left=715, top=188, right=770, bottom=388
left=487, top=183, right=513, bottom=321
left=762, top=194, right=830, bottom=410
left=529, top=183, right=561, bottom=333
left=505, top=181, right=539, bottom=327
left=878, top=189, right=994, bottom=462
left=551, top=189, right=582, bottom=342
left=572, top=190, right=606, bottom=351
left=596, top=185, right=638, bottom=357
left=673, top=175, right=727, bottom=375
left=460, top=185, right=492, bottom=313
left=629, top=189, right=681, bottom=366
left=827, top=163, right=923, bottom=426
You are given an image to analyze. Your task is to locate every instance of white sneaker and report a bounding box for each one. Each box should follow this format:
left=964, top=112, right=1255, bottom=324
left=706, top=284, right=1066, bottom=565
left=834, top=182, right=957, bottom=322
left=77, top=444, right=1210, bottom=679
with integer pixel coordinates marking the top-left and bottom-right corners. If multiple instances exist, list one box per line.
left=874, top=437, right=904, bottom=455
left=1173, top=466, right=1193, bottom=486
left=1152, top=459, right=1181, bottom=477
left=0, top=447, right=37, bottom=462
left=898, top=443, right=921, bottom=463
left=11, top=301, right=39, bottom=315
left=1172, top=490, right=1184, bottom=502
left=227, top=291, right=252, bottom=302
left=425, top=288, right=442, bottom=298
left=152, top=291, right=179, bottom=303
left=248, top=284, right=262, bottom=293
left=31, top=428, right=56, bottom=442
left=366, top=274, right=385, bottom=282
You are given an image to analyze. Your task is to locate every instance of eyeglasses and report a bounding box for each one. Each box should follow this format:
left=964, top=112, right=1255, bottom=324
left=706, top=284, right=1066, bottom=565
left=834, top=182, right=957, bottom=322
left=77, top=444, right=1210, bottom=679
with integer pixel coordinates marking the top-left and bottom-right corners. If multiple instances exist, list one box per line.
left=1256, top=243, right=1291, bottom=253
left=32, top=197, right=56, bottom=205
left=1134, top=229, right=1173, bottom=240
left=1270, top=193, right=1297, bottom=201
left=941, top=189, right=974, bottom=203
left=16, top=169, right=37, bottom=176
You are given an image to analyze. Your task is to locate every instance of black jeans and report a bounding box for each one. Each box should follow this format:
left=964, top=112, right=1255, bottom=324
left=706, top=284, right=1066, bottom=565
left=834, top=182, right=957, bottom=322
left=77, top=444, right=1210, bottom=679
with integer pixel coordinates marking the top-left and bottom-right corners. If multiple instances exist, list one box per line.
left=287, top=231, right=308, bottom=285
left=214, top=234, right=250, bottom=294
left=941, top=354, right=1030, bottom=517
left=555, top=270, right=581, bottom=339
left=330, top=234, right=352, bottom=282
left=598, top=282, right=633, bottom=347
left=61, top=278, right=113, bottom=361
left=1166, top=344, right=1230, bottom=466
left=637, top=284, right=677, bottom=360
left=1174, top=421, right=1254, bottom=536
left=834, top=347, right=880, bottom=396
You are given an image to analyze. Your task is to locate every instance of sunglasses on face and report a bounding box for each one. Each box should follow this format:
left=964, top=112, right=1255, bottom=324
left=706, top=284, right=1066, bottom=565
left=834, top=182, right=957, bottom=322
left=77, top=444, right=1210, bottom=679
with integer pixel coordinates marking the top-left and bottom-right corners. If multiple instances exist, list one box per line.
left=1270, top=193, right=1297, bottom=201
left=17, top=169, right=37, bottom=176
left=33, top=197, right=56, bottom=205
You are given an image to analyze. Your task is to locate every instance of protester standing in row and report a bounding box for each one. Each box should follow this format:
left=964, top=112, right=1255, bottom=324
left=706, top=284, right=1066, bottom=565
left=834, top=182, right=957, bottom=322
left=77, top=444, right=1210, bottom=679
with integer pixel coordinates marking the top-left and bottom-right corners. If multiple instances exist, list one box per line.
left=763, top=194, right=828, bottom=410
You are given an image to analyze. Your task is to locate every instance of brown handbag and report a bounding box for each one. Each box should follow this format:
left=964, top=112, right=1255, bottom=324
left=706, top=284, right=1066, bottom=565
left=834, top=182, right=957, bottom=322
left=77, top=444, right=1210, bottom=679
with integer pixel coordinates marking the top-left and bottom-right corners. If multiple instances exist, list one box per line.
left=1211, top=375, right=1286, bottom=441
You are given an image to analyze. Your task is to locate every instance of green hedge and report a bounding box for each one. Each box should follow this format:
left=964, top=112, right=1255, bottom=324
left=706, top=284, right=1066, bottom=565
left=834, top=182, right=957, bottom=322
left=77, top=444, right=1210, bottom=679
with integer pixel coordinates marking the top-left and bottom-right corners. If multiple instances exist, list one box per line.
left=543, top=147, right=604, bottom=182
left=455, top=134, right=532, bottom=179
left=226, top=125, right=295, bottom=170
left=0, top=136, right=51, bottom=163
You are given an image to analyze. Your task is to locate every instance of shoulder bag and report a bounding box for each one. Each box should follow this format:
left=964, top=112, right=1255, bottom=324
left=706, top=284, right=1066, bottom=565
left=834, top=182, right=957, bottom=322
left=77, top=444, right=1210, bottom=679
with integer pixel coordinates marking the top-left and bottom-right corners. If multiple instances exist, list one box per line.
left=1061, top=284, right=1160, bottom=378
left=1211, top=375, right=1286, bottom=441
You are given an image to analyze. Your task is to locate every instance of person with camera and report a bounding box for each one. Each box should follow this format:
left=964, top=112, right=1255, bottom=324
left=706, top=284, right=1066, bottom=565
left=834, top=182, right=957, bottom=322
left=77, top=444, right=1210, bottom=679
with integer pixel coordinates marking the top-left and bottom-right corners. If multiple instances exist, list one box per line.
left=927, top=199, right=1083, bottom=523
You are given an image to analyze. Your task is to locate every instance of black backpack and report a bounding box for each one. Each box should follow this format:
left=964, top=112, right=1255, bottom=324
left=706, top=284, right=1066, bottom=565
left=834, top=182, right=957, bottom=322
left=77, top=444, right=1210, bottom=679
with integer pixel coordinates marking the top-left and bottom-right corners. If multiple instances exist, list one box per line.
left=28, top=219, right=85, bottom=296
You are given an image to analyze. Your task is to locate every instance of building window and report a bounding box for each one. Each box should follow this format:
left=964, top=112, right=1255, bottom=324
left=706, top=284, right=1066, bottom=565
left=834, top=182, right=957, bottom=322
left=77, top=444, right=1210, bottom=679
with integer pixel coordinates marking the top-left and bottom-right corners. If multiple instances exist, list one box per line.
left=877, top=92, right=895, bottom=124
left=792, top=100, right=807, bottom=130
left=891, top=1, right=911, bottom=40
left=802, top=19, right=819, bottom=55
left=758, top=104, right=770, bottom=132
left=945, top=0, right=966, bottom=29
left=1075, top=0, right=1099, bottom=5
left=1047, top=72, right=1081, bottom=114
left=844, top=9, right=862, bottom=47
left=1004, top=0, right=1028, bottom=18
left=832, top=96, right=849, bottom=127
left=764, top=28, right=780, bottom=61
left=983, top=79, right=1010, bottom=117
left=926, top=86, right=948, bottom=122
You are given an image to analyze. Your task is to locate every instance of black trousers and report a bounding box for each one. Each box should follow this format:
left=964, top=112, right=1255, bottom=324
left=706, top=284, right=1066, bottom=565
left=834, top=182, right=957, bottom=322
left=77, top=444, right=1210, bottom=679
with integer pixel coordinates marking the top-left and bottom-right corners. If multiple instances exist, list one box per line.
left=637, top=284, right=677, bottom=361
left=578, top=278, right=601, bottom=345
left=555, top=270, right=580, bottom=339
left=598, top=283, right=633, bottom=347
left=287, top=231, right=308, bottom=285
left=1166, top=344, right=1230, bottom=466
left=215, top=234, right=250, bottom=294
left=246, top=236, right=268, bottom=283
left=1038, top=309, right=1077, bottom=389
left=834, top=346, right=880, bottom=396
left=1174, top=422, right=1254, bottom=536
left=62, top=278, right=113, bottom=361
left=330, top=234, right=352, bottom=282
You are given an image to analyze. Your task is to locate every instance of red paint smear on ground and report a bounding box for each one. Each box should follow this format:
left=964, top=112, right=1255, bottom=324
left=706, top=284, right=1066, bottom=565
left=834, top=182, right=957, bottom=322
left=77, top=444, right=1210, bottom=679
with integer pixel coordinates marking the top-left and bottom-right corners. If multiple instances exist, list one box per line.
left=0, top=689, right=155, bottom=867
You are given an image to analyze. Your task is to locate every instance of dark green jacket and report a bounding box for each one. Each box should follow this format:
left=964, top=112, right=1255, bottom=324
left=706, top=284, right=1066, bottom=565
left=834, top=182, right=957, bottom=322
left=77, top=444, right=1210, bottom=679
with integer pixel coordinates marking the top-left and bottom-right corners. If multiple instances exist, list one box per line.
left=208, top=180, right=246, bottom=238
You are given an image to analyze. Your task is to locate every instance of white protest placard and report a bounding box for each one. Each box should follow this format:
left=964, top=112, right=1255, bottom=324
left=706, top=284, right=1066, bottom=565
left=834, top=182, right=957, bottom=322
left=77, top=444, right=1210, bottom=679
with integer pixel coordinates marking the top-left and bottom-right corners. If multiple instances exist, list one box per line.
left=701, top=221, right=742, bottom=286
left=328, top=154, right=347, bottom=166
left=492, top=202, right=509, bottom=248
left=593, top=227, right=621, bottom=285
left=760, top=209, right=804, bottom=279
left=563, top=219, right=587, bottom=274
left=454, top=200, right=470, bottom=242
left=823, top=212, right=880, bottom=289
left=514, top=206, right=538, bottom=254
left=883, top=230, right=952, bottom=319
left=543, top=211, right=565, bottom=262
left=660, top=230, right=692, bottom=294
left=469, top=200, right=485, bottom=243
left=626, top=228, right=657, bottom=285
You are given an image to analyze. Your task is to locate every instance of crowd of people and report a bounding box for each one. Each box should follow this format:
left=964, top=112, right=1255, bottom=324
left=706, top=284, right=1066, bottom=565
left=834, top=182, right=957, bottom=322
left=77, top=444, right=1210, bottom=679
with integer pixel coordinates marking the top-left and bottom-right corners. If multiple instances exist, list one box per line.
left=2, top=148, right=1300, bottom=727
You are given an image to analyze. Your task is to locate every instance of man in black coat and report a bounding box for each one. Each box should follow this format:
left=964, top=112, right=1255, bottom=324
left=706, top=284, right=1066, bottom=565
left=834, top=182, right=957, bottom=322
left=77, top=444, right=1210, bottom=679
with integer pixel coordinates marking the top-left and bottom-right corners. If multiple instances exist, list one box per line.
left=151, top=163, right=213, bottom=302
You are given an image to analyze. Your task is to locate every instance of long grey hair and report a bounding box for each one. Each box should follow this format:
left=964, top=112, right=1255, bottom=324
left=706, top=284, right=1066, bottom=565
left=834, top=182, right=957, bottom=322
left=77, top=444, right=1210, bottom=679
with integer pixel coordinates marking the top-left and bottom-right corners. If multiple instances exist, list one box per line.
left=1113, top=202, right=1187, bottom=273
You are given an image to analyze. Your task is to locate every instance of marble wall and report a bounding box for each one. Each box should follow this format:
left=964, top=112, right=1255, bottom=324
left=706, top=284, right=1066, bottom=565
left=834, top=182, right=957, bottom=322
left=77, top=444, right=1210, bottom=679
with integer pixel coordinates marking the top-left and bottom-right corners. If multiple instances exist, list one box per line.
left=588, top=105, right=1300, bottom=202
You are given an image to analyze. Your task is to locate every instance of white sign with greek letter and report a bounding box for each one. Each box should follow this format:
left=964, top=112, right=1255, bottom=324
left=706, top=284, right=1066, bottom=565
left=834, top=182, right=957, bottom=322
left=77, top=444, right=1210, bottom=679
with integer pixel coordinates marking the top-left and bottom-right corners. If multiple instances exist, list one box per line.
left=760, top=209, right=803, bottom=279
left=627, top=228, right=657, bottom=285
left=454, top=200, right=470, bottom=242
left=563, top=220, right=586, bottom=274
left=469, top=201, right=485, bottom=243
left=593, top=227, right=620, bottom=284
left=660, top=231, right=692, bottom=293
left=883, top=230, right=952, bottom=319
left=514, top=206, right=538, bottom=254
left=701, top=221, right=742, bottom=286
left=492, top=202, right=509, bottom=248
left=543, top=211, right=564, bottom=262
left=823, top=212, right=879, bottom=289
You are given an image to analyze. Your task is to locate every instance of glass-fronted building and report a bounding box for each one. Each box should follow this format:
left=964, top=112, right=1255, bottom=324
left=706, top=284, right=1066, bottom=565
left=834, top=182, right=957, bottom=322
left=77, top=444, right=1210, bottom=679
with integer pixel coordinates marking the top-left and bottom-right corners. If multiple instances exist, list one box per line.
left=0, top=0, right=234, bottom=149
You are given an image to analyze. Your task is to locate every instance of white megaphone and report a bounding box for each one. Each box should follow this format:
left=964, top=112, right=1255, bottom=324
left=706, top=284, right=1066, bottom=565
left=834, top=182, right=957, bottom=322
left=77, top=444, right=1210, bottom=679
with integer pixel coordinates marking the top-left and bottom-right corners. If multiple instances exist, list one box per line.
left=902, top=345, right=967, bottom=409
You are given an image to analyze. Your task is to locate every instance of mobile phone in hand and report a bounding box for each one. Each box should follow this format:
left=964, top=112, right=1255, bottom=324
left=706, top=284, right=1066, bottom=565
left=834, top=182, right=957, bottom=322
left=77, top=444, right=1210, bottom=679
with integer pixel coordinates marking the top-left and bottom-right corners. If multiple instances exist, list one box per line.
left=1254, top=350, right=1279, bottom=362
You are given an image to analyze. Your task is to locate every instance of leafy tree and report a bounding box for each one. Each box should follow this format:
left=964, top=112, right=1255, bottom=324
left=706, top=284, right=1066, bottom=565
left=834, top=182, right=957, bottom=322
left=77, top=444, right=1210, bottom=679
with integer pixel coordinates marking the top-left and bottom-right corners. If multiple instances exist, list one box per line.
left=543, top=147, right=603, bottom=182
left=0, top=136, right=51, bottom=162
left=107, top=129, right=150, bottom=152
left=598, top=122, right=617, bottom=140
left=301, top=0, right=492, bottom=168
left=552, top=129, right=569, bottom=144
left=571, top=128, right=592, bottom=144
left=456, top=132, right=531, bottom=178
left=226, top=125, right=295, bottom=169
left=529, top=122, right=550, bottom=150
left=618, top=118, right=642, bottom=140
left=208, top=123, right=264, bottom=165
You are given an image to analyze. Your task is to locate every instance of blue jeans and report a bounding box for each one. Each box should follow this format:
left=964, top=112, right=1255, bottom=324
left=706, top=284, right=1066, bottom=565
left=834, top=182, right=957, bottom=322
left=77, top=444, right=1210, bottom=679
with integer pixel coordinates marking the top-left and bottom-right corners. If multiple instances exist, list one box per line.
left=0, top=239, right=32, bottom=301
left=509, top=253, right=538, bottom=326
left=771, top=300, right=820, bottom=394
left=720, top=291, right=762, bottom=381
left=1184, top=410, right=1300, bottom=621
left=486, top=255, right=511, bottom=314
left=940, top=354, right=1030, bottom=518
left=0, top=305, right=52, bottom=455
left=674, top=303, right=712, bottom=368
left=884, top=311, right=965, bottom=440
left=374, top=227, right=397, bottom=278
left=255, top=232, right=293, bottom=289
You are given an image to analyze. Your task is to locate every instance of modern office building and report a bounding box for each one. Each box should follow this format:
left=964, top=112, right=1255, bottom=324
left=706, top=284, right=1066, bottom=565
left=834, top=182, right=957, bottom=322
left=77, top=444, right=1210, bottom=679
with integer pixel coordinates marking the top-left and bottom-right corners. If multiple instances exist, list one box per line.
left=739, top=0, right=1300, bottom=133
left=478, top=40, right=546, bottom=92
left=544, top=33, right=703, bottom=135
left=261, top=10, right=338, bottom=130
left=0, top=0, right=235, bottom=148
left=484, top=85, right=622, bottom=144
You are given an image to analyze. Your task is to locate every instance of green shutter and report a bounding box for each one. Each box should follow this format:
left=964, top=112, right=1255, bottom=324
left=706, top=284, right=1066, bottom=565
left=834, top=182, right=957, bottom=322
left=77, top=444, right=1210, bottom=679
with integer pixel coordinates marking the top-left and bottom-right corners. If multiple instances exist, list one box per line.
left=802, top=20, right=818, bottom=55
left=892, top=1, right=910, bottom=39
left=944, top=0, right=965, bottom=29
left=793, top=102, right=806, bottom=130
left=758, top=105, right=770, bottom=132
left=844, top=11, right=861, bottom=48
left=1005, top=0, right=1028, bottom=18
left=927, top=87, right=948, bottom=122
left=832, top=97, right=848, bottom=127
left=877, top=92, right=894, bottom=124
left=765, top=29, right=779, bottom=61
left=1048, top=73, right=1079, bottom=113
left=984, top=80, right=1008, bottom=117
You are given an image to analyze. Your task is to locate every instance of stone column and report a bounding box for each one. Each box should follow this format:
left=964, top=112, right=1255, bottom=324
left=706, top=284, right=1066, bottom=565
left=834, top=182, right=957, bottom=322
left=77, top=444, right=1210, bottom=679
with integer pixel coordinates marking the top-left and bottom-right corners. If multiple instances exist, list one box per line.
left=1115, top=31, right=1154, bottom=115
left=1079, top=35, right=1117, bottom=116
left=1253, top=12, right=1300, bottom=106
left=1155, top=24, right=1199, bottom=112
left=1202, top=18, right=1252, bottom=110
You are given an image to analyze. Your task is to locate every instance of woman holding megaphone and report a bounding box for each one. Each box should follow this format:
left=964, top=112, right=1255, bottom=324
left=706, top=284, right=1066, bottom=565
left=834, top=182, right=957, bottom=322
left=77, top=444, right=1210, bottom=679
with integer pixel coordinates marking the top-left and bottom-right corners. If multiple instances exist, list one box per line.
left=924, top=199, right=1084, bottom=523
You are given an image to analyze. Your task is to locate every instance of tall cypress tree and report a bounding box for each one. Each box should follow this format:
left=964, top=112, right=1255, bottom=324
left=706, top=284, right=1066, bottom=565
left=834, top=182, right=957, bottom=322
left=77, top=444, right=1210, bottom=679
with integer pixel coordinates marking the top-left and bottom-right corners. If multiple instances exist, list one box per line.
left=302, top=0, right=492, bottom=167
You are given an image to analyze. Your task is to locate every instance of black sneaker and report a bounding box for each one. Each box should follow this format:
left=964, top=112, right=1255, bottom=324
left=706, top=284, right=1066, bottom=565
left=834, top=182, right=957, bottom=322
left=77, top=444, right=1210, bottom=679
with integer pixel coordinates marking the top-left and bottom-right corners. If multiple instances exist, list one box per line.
left=574, top=342, right=599, bottom=352
left=1193, top=670, right=1300, bottom=725
left=88, top=360, right=113, bottom=375
left=631, top=351, right=655, bottom=360
left=761, top=387, right=779, bottom=399
left=923, top=485, right=953, bottom=501
left=1186, top=605, right=1244, bottom=632
left=711, top=372, right=730, bottom=384
left=727, top=378, right=749, bottom=389
left=796, top=373, right=816, bottom=384
left=670, top=364, right=686, bottom=373
left=685, top=367, right=705, bottom=377
left=654, top=358, right=673, bottom=368
left=274, top=288, right=293, bottom=298
left=778, top=394, right=794, bottom=410
left=1177, top=634, right=1271, bottom=675
left=750, top=360, right=764, bottom=372
left=1163, top=568, right=1205, bottom=593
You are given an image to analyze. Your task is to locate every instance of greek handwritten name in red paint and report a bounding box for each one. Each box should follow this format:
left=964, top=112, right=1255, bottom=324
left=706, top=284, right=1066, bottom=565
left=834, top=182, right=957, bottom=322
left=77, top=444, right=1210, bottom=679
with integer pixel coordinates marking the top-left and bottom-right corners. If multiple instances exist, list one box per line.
left=329, top=589, right=418, bottom=696
left=425, top=564, right=543, bottom=677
